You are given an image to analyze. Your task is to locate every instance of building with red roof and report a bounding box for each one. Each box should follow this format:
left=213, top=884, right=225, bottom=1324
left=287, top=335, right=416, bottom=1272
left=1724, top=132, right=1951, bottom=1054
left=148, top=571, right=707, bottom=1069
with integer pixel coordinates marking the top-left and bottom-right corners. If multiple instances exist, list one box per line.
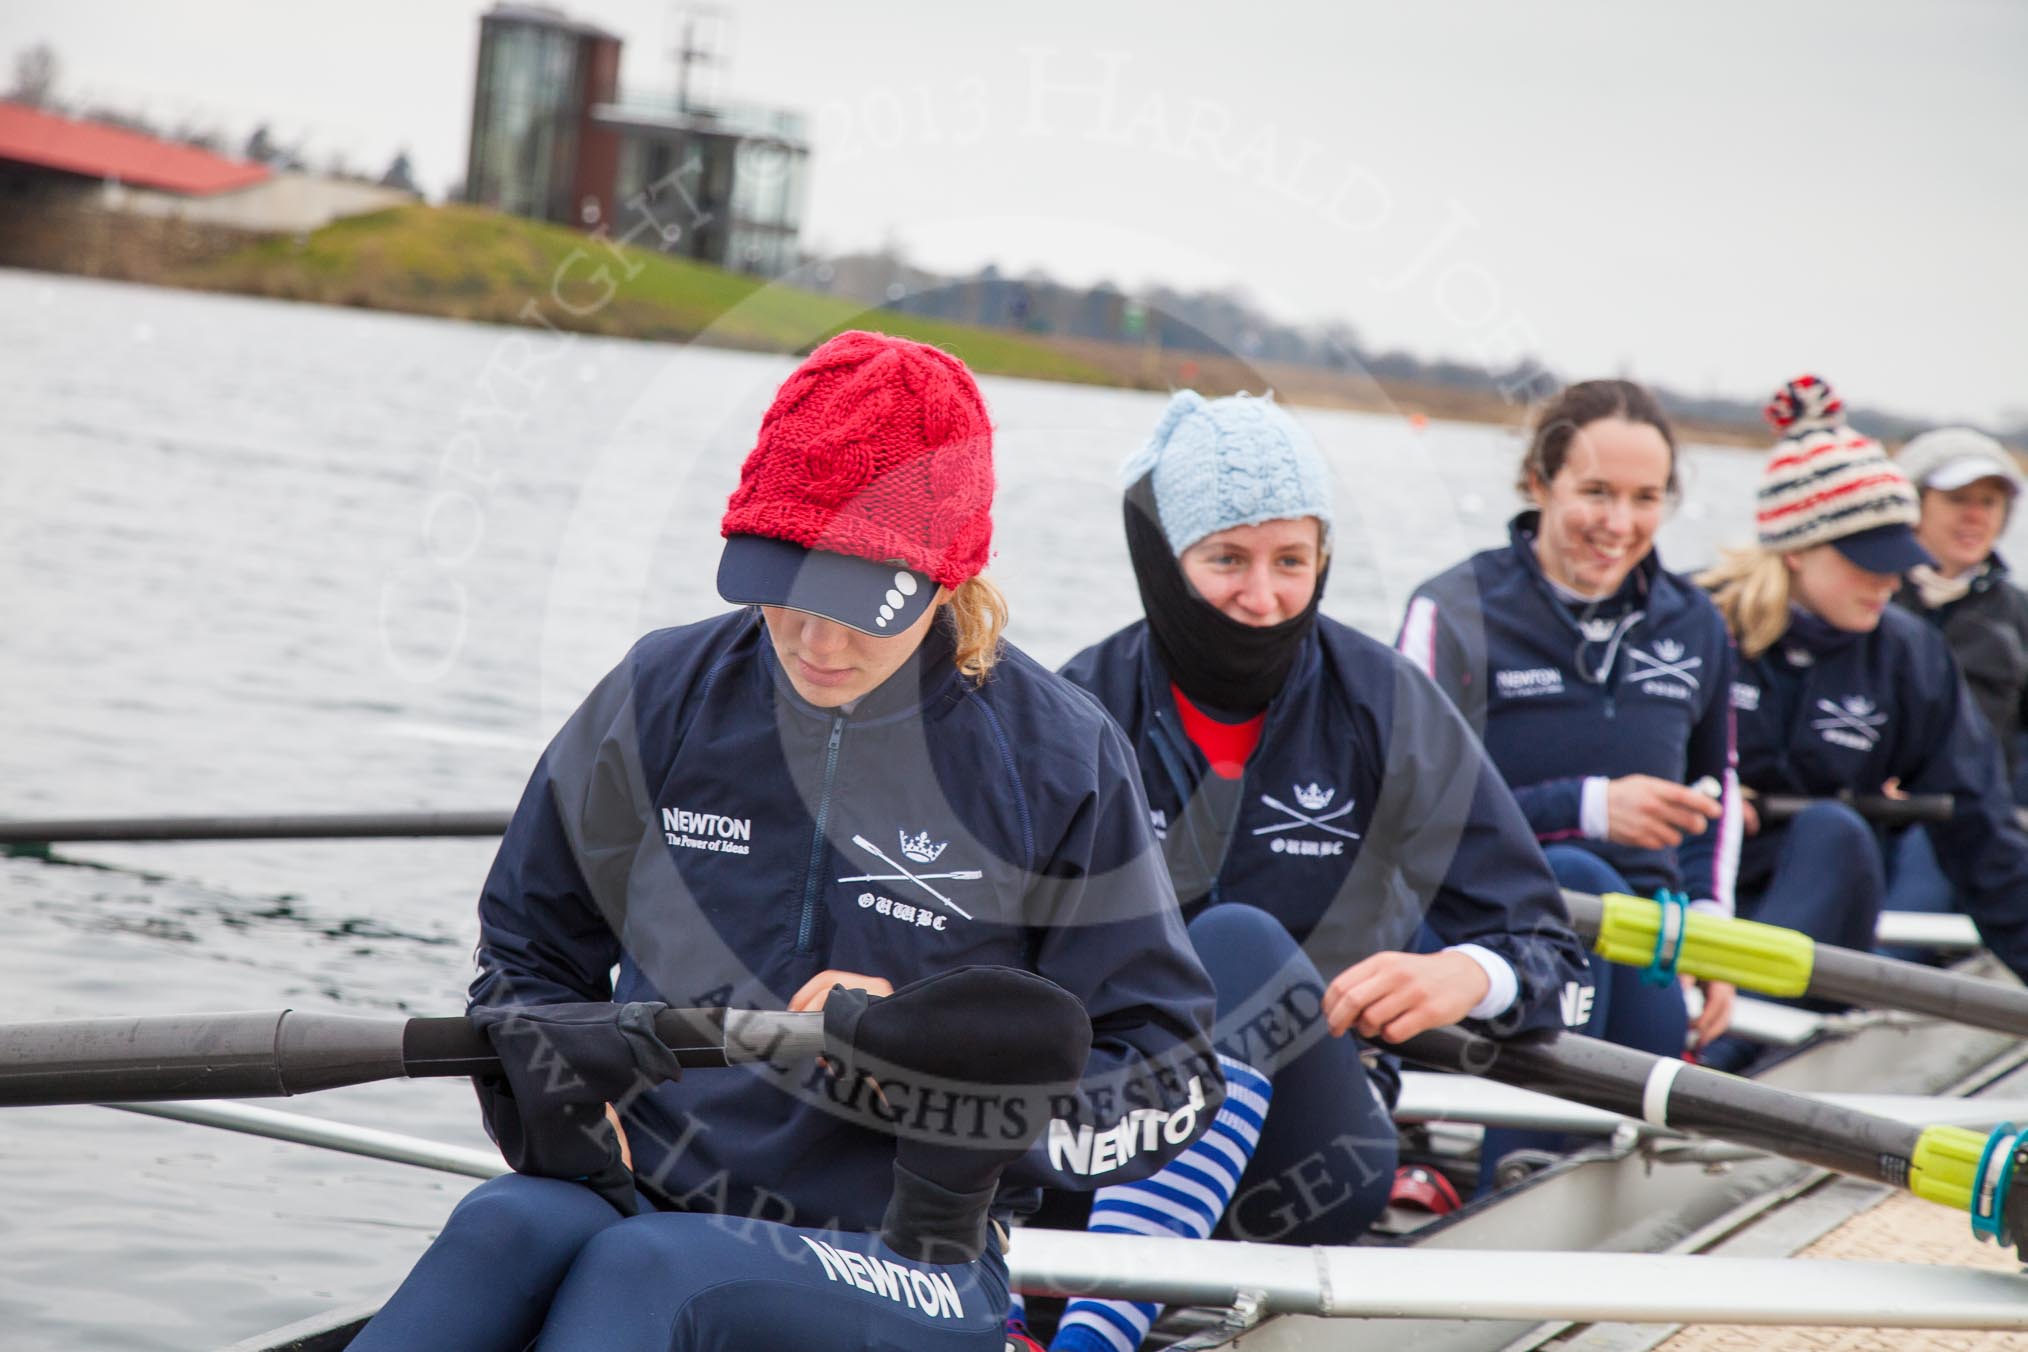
left=0, top=100, right=272, bottom=196
left=0, top=97, right=417, bottom=245
left=0, top=99, right=419, bottom=281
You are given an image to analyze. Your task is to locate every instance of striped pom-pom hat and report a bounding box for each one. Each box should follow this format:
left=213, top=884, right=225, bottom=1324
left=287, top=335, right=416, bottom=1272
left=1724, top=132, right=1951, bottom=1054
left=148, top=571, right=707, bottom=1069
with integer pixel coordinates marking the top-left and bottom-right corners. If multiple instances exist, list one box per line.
left=1762, top=373, right=1844, bottom=435
left=1755, top=374, right=1932, bottom=574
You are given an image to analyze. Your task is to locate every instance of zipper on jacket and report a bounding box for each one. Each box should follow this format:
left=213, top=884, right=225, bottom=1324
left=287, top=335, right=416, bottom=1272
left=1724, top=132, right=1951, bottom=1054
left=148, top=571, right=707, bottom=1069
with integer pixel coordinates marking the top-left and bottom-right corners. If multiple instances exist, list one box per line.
left=798, top=716, right=847, bottom=953
left=1149, top=706, right=1236, bottom=904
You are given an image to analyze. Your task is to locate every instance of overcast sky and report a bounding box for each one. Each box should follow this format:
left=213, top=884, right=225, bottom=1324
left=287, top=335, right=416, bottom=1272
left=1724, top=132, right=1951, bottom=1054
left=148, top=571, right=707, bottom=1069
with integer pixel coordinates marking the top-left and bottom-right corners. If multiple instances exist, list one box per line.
left=6, top=0, right=2023, bottom=425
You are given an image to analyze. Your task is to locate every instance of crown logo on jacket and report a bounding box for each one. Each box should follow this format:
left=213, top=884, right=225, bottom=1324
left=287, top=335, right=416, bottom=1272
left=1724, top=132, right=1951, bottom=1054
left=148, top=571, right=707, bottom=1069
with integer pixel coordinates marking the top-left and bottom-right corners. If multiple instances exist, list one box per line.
left=900, top=830, right=947, bottom=864
left=1294, top=783, right=1334, bottom=812
left=1655, top=638, right=1684, bottom=662
left=1580, top=617, right=1619, bottom=642
left=1844, top=696, right=1876, bottom=717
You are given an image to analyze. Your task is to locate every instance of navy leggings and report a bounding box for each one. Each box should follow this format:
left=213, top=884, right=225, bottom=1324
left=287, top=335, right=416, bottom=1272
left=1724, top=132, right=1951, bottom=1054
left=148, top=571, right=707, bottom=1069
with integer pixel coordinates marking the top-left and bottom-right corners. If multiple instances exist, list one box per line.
left=1734, top=802, right=1886, bottom=952
left=350, top=1176, right=1008, bottom=1351
left=1884, top=826, right=1957, bottom=921
left=1477, top=847, right=1686, bottom=1189
left=1879, top=826, right=1961, bottom=963
left=1699, top=802, right=1883, bottom=1072
left=1194, top=904, right=1398, bottom=1245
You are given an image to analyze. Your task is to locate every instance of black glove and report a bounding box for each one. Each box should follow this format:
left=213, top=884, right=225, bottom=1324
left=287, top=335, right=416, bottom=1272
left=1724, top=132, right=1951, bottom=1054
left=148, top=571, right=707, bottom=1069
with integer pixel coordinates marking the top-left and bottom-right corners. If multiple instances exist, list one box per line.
left=823, top=966, right=1092, bottom=1262
left=469, top=1001, right=686, bottom=1216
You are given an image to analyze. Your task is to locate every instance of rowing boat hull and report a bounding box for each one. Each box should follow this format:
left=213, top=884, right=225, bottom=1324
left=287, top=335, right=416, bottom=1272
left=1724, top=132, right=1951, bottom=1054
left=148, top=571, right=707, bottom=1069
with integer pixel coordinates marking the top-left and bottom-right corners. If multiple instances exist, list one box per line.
left=219, top=1302, right=373, bottom=1352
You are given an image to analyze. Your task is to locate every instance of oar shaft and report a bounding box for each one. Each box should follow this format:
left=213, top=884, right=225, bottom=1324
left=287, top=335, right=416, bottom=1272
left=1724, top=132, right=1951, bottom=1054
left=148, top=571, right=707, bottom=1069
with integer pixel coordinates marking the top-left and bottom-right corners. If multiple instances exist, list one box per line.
left=1807, top=943, right=2028, bottom=1034
left=1756, top=795, right=2028, bottom=834
left=0, top=1010, right=408, bottom=1106
left=1395, top=1026, right=1925, bottom=1188
left=1399, top=1025, right=2028, bottom=1243
left=0, top=811, right=512, bottom=844
left=109, top=1099, right=510, bottom=1180
left=0, top=797, right=1962, bottom=843
left=0, top=1008, right=825, bottom=1107
left=1007, top=1230, right=2028, bottom=1327
left=1755, top=793, right=1955, bottom=826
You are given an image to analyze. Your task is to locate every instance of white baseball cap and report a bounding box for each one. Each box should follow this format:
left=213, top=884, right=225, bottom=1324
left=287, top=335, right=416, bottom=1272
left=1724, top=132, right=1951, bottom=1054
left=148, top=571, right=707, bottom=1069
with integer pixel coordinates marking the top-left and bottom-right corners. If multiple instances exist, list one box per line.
left=1897, top=428, right=2026, bottom=495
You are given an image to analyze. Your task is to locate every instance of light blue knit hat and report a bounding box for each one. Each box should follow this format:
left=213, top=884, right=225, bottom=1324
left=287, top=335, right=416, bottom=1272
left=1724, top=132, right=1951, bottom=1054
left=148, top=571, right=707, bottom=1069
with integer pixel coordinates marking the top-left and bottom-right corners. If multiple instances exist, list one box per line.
left=1122, top=391, right=1334, bottom=554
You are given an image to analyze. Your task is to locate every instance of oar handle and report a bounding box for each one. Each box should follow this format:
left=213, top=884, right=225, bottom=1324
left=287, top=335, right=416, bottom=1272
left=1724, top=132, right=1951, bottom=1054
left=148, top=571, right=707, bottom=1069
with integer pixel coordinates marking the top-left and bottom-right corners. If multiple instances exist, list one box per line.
left=1563, top=889, right=2028, bottom=1038
left=0, top=1007, right=826, bottom=1107
left=1755, top=793, right=1955, bottom=826
left=1565, top=890, right=1815, bottom=995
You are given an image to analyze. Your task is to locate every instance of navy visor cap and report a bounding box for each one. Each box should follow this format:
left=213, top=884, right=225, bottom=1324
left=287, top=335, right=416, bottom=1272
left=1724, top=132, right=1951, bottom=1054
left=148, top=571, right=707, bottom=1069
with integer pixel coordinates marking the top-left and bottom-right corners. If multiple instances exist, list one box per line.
left=717, top=534, right=937, bottom=636
left=1829, top=523, right=1936, bottom=577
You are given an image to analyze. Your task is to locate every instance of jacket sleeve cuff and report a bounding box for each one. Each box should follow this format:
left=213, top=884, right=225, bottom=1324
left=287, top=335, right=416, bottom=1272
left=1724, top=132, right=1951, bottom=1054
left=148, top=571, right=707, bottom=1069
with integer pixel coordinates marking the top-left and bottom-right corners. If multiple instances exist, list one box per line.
left=1446, top=943, right=1518, bottom=1019
left=1580, top=777, right=1612, bottom=841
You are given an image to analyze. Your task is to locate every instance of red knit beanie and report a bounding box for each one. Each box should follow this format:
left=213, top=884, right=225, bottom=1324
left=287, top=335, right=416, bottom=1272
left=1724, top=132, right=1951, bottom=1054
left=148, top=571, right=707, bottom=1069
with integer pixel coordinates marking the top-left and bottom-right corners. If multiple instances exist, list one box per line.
left=721, top=331, right=994, bottom=589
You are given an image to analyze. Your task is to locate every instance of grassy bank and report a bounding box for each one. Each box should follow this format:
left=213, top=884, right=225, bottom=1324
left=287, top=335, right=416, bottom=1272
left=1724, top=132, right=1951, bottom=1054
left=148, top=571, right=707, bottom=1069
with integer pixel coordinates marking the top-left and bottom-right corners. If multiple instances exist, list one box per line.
left=165, top=203, right=1772, bottom=445
left=169, top=204, right=1116, bottom=386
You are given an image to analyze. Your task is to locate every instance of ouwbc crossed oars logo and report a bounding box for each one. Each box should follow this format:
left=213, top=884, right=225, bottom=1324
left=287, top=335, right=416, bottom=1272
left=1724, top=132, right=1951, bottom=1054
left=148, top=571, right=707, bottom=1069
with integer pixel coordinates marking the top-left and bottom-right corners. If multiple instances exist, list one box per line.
left=1627, top=642, right=1702, bottom=690
left=838, top=833, right=979, bottom=920
left=1811, top=696, right=1888, bottom=747
left=1251, top=785, right=1362, bottom=842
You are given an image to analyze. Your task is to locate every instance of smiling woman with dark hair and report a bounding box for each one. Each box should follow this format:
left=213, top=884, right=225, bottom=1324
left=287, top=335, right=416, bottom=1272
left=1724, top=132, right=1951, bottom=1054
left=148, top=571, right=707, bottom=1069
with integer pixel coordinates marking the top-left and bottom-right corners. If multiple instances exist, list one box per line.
left=1035, top=390, right=1589, bottom=1352
left=1400, top=377, right=1739, bottom=1178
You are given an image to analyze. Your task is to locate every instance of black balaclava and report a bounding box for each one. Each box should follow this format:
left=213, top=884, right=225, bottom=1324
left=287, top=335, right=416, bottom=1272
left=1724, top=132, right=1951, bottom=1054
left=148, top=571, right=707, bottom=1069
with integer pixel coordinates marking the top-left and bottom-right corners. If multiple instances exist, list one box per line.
left=1125, top=470, right=1327, bottom=716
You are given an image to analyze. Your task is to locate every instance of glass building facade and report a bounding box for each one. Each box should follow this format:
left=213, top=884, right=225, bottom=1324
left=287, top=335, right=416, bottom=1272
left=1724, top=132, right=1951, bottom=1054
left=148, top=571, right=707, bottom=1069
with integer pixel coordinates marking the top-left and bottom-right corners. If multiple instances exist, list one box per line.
left=466, top=6, right=807, bottom=277
left=604, top=105, right=809, bottom=276
left=465, top=7, right=614, bottom=225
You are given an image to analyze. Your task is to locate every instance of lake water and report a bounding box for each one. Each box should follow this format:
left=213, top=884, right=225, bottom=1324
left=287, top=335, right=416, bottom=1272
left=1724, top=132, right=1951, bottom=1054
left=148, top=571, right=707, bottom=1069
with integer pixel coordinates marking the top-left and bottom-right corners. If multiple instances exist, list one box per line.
left=3, top=269, right=2013, bottom=1350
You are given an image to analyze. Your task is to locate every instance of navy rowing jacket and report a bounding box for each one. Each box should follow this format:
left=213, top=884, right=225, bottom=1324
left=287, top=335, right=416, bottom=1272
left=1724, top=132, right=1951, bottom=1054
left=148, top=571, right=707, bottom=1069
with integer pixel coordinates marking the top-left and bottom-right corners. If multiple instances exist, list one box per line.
left=1399, top=515, right=1741, bottom=911
left=1730, top=604, right=2028, bottom=979
left=1893, top=551, right=2028, bottom=778
left=469, top=609, right=1223, bottom=1233
left=1058, top=614, right=1592, bottom=1038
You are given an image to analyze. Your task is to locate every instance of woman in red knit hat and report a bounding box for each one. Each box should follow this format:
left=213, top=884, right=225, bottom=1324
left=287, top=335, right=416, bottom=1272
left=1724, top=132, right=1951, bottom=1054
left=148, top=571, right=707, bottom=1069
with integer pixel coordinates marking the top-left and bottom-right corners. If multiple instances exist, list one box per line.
left=351, top=331, right=1220, bottom=1351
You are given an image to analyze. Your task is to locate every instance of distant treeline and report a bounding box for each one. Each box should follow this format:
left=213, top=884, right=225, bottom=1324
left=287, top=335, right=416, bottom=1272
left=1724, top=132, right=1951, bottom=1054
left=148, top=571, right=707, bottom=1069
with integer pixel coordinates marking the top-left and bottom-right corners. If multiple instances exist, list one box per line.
left=810, top=251, right=2021, bottom=447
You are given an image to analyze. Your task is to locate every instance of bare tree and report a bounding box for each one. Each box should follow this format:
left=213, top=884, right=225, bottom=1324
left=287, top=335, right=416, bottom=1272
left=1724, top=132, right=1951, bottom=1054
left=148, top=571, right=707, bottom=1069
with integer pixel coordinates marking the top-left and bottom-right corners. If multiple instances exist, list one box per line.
left=378, top=149, right=419, bottom=194
left=80, top=103, right=158, bottom=137
left=171, top=120, right=224, bottom=153
left=9, top=42, right=58, bottom=107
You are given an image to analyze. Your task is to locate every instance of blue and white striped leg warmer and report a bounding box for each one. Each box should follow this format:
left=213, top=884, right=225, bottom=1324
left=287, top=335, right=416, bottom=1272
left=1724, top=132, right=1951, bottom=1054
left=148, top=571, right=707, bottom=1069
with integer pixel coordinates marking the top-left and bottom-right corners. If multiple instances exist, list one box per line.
left=1048, top=1055, right=1272, bottom=1352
